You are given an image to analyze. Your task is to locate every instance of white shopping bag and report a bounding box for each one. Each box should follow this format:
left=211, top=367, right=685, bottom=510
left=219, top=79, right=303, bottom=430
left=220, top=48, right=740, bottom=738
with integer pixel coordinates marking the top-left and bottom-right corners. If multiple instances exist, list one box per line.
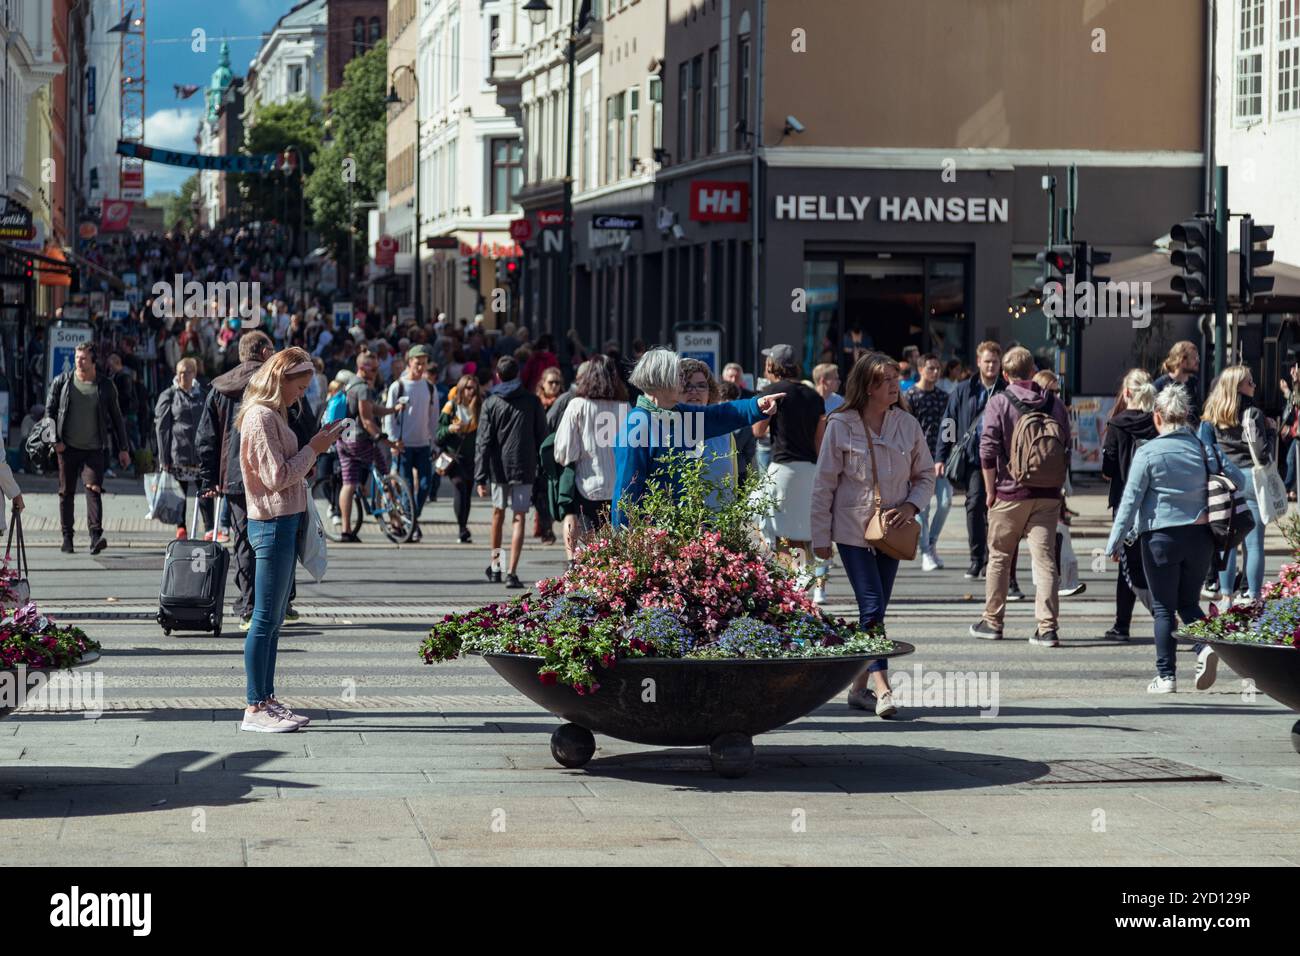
left=144, top=471, right=186, bottom=526
left=297, top=482, right=328, bottom=583
left=1031, top=521, right=1079, bottom=591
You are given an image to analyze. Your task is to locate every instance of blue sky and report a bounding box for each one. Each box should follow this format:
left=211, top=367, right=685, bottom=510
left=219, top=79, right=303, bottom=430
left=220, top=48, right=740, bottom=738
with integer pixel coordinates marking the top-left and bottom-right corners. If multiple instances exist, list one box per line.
left=138, top=0, right=296, bottom=197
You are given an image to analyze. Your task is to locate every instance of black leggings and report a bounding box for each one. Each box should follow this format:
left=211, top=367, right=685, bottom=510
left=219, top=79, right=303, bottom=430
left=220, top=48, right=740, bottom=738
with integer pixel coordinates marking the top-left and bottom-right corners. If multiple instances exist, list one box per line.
left=449, top=460, right=473, bottom=532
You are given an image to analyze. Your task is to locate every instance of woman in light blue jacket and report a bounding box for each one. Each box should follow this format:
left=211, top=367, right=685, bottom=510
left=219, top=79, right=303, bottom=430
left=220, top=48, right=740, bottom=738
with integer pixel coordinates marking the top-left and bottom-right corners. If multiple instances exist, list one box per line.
left=1106, top=385, right=1214, bottom=694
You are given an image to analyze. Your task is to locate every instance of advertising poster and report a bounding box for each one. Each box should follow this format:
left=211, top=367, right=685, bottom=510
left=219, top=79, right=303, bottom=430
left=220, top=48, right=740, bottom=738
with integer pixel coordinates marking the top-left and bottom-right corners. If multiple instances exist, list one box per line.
left=1069, top=395, right=1116, bottom=472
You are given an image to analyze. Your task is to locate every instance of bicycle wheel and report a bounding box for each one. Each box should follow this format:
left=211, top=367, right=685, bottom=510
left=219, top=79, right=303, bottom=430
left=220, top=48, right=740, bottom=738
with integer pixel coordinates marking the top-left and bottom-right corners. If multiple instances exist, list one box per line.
left=373, top=470, right=416, bottom=543
left=311, top=478, right=346, bottom=543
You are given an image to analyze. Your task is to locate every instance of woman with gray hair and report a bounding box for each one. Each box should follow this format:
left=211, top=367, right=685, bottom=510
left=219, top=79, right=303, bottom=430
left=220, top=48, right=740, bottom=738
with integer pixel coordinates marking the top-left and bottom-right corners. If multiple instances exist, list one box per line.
left=1105, top=384, right=1216, bottom=694
left=611, top=348, right=783, bottom=526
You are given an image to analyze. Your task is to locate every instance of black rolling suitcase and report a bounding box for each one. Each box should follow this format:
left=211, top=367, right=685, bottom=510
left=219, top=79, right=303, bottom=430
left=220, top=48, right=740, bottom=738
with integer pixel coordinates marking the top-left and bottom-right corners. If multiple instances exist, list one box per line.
left=158, top=497, right=228, bottom=636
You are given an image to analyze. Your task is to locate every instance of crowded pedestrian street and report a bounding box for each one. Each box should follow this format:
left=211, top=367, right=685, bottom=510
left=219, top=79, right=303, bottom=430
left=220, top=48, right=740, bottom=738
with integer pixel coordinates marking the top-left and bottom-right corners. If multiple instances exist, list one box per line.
left=0, top=0, right=1297, bottom=918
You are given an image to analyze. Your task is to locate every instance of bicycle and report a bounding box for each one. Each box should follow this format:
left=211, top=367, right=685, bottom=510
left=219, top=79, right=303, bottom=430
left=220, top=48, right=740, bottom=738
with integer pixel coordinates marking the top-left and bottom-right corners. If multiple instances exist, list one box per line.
left=311, top=452, right=417, bottom=544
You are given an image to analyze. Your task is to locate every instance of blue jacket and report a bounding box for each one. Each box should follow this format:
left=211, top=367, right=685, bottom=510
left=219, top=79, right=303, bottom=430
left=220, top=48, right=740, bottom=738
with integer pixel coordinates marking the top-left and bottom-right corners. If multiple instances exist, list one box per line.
left=935, top=375, right=1006, bottom=465
left=612, top=398, right=763, bottom=526
left=1106, top=426, right=1214, bottom=555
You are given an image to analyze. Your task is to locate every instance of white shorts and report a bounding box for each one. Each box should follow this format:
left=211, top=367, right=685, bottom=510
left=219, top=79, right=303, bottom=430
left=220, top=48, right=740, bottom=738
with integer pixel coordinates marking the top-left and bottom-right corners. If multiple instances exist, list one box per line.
left=755, top=460, right=816, bottom=542
left=491, top=482, right=533, bottom=513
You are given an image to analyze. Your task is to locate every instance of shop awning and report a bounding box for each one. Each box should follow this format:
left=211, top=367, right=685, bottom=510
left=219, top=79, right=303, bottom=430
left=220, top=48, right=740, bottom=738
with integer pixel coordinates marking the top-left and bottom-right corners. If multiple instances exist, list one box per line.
left=1103, top=249, right=1300, bottom=301
left=1009, top=249, right=1300, bottom=307
left=38, top=243, right=72, bottom=287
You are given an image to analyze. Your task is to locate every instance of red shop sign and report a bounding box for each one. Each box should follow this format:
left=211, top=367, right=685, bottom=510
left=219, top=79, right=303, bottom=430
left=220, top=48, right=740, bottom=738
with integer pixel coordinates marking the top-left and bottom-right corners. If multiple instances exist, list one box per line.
left=689, top=180, right=749, bottom=222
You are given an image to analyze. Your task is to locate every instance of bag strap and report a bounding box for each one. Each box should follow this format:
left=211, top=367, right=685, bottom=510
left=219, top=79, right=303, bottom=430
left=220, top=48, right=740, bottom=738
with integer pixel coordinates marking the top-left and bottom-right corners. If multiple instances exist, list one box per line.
left=5, top=510, right=27, bottom=583
left=1244, top=408, right=1266, bottom=469
left=864, top=418, right=884, bottom=508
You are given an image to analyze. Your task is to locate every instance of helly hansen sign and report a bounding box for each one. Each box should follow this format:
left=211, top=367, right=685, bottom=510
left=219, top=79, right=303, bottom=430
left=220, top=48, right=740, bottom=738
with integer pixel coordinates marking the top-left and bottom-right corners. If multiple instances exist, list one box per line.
left=690, top=181, right=750, bottom=222
left=774, top=194, right=1009, bottom=223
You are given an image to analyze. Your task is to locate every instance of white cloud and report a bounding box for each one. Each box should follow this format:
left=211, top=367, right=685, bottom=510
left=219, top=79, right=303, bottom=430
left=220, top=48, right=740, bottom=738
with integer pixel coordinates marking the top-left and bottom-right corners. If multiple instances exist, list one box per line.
left=145, top=107, right=204, bottom=152
left=143, top=107, right=203, bottom=197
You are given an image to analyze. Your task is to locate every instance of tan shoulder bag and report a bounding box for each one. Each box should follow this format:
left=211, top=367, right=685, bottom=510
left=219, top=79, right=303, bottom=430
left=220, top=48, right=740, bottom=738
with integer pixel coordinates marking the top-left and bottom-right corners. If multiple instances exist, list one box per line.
left=863, top=422, right=920, bottom=561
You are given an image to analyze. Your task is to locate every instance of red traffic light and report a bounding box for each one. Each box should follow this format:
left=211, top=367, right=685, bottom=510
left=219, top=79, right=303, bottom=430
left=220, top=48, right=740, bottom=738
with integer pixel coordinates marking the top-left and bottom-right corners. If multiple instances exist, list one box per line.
left=505, top=260, right=518, bottom=273
left=24, top=259, right=34, bottom=279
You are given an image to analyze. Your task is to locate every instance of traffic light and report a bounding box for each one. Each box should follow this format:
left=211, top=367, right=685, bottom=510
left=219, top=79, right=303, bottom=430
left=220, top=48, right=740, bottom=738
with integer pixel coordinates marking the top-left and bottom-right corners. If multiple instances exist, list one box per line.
left=1034, top=244, right=1074, bottom=293
left=1171, top=217, right=1213, bottom=308
left=501, top=257, right=520, bottom=289
left=1074, top=242, right=1112, bottom=286
left=461, top=256, right=480, bottom=286
left=24, top=258, right=34, bottom=280
left=1240, top=216, right=1274, bottom=308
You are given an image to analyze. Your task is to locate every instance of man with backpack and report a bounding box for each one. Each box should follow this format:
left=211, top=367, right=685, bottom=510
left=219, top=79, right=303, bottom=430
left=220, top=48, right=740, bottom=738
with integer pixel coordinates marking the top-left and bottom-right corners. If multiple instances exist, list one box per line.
left=384, top=344, right=440, bottom=540
left=969, top=346, right=1072, bottom=646
left=44, top=342, right=132, bottom=555
left=196, top=331, right=315, bottom=629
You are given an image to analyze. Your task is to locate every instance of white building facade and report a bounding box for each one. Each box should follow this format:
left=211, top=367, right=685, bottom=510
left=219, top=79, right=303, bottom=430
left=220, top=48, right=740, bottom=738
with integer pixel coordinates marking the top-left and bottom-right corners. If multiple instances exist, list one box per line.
left=417, top=0, right=524, bottom=324
left=1215, top=0, right=1300, bottom=265
left=246, top=0, right=329, bottom=110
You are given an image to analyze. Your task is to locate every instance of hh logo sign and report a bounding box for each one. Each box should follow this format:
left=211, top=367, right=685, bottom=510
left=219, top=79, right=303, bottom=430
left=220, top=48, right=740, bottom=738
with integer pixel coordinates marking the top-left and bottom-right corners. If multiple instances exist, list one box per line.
left=690, top=181, right=749, bottom=222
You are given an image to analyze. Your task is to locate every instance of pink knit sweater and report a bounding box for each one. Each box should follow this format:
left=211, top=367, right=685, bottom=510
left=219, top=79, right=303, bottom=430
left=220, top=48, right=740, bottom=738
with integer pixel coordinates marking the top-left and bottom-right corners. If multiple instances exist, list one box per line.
left=238, top=405, right=318, bottom=520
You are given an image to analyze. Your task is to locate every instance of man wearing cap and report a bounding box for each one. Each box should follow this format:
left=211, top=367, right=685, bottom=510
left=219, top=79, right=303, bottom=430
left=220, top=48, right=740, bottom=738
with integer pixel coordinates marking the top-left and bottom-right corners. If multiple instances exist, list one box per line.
left=752, top=344, right=824, bottom=586
left=386, top=344, right=440, bottom=540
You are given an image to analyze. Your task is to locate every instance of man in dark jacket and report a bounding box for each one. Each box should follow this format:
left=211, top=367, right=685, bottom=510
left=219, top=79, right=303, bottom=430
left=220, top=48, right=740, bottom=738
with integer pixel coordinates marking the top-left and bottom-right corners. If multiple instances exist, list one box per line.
left=197, top=330, right=314, bottom=627
left=935, top=341, right=1006, bottom=578
left=475, top=355, right=546, bottom=589
left=45, top=342, right=131, bottom=554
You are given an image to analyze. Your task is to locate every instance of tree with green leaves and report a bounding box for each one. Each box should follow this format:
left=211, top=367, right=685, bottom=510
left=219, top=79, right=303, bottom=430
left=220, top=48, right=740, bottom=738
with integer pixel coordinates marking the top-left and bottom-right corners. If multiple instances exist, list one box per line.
left=159, top=174, right=200, bottom=231
left=305, top=41, right=388, bottom=288
left=235, top=97, right=322, bottom=229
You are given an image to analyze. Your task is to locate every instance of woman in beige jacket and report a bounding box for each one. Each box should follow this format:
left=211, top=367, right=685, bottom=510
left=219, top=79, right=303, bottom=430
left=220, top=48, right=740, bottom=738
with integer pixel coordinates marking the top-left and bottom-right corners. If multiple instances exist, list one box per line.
left=812, top=352, right=934, bottom=718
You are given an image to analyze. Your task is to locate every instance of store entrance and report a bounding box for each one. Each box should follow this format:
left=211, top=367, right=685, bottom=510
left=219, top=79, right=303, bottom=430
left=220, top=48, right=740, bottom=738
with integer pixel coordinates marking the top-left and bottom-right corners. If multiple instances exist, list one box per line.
left=803, top=253, right=970, bottom=375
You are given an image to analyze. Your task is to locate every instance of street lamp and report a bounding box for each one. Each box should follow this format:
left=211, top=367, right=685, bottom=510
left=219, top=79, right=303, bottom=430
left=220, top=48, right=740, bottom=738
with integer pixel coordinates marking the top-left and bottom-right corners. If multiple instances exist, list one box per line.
left=520, top=1, right=581, bottom=341
left=388, top=64, right=422, bottom=325
left=281, top=145, right=307, bottom=308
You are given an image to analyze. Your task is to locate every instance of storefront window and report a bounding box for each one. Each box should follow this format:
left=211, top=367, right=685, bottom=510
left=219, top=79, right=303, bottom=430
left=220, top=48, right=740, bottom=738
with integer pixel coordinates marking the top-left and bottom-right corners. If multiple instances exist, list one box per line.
left=802, top=260, right=839, bottom=374
left=1009, top=255, right=1056, bottom=366
left=926, top=260, right=967, bottom=365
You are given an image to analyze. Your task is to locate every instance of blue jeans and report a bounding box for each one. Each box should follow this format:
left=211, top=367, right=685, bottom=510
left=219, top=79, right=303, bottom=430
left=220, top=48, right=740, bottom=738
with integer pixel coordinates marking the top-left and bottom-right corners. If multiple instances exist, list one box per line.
left=244, top=513, right=301, bottom=705
left=837, top=543, right=900, bottom=674
left=398, top=445, right=434, bottom=518
left=1140, top=524, right=1212, bottom=679
left=1218, top=483, right=1265, bottom=599
left=917, top=474, right=952, bottom=551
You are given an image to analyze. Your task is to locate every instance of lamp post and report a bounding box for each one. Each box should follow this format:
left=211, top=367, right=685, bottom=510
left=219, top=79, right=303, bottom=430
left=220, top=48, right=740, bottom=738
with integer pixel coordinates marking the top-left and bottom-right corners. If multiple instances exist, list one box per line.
left=387, top=65, right=422, bottom=325
left=524, top=0, right=580, bottom=340
left=280, top=145, right=307, bottom=308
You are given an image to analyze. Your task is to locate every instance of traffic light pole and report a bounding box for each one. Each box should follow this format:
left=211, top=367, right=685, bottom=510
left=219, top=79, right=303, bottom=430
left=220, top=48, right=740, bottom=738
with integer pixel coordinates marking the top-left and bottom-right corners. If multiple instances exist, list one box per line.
left=1214, top=165, right=1229, bottom=378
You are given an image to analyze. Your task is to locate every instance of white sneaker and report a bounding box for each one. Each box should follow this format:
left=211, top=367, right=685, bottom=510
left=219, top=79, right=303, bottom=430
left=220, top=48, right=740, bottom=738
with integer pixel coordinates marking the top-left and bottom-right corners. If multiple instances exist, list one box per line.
left=266, top=698, right=310, bottom=727
left=1147, top=676, right=1176, bottom=694
left=928, top=549, right=944, bottom=569
left=1231, top=592, right=1255, bottom=608
left=921, top=550, right=940, bottom=572
left=240, top=706, right=300, bottom=732
left=1194, top=646, right=1219, bottom=690
left=875, top=691, right=898, bottom=718
left=812, top=585, right=826, bottom=604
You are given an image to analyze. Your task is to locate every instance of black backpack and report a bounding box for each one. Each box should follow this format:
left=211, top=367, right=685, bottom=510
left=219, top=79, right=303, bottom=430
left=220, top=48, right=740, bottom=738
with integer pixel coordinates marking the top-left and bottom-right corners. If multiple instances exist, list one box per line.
left=24, top=417, right=58, bottom=474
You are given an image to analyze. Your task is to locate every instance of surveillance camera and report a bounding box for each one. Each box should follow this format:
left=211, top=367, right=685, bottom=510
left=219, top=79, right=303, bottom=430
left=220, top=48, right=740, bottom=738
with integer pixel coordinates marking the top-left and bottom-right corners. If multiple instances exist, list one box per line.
left=785, top=115, right=805, bottom=134
left=671, top=223, right=686, bottom=240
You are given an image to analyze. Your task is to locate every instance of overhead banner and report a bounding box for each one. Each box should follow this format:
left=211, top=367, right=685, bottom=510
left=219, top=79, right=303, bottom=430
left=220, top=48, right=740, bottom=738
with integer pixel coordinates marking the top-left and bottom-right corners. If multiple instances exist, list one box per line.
left=116, top=140, right=279, bottom=173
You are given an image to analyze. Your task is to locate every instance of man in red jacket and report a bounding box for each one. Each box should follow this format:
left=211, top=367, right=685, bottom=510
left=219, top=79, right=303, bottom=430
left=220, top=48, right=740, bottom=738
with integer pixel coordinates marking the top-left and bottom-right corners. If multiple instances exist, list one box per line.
left=969, top=346, right=1072, bottom=647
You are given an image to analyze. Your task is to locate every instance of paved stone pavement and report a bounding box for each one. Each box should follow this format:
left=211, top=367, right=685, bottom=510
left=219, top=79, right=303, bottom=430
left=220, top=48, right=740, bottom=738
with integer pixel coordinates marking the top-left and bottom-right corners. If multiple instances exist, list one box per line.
left=1, top=476, right=1297, bottom=865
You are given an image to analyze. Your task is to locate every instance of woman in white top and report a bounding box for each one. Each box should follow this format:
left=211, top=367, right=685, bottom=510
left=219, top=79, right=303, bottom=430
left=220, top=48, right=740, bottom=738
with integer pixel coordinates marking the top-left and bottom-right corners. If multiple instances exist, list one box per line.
left=554, top=354, right=630, bottom=562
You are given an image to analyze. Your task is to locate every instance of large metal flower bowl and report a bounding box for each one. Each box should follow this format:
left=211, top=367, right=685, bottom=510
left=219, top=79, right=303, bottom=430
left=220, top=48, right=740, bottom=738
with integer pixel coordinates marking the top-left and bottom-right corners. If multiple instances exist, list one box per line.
left=1198, top=639, right=1300, bottom=754
left=484, top=643, right=915, bottom=778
